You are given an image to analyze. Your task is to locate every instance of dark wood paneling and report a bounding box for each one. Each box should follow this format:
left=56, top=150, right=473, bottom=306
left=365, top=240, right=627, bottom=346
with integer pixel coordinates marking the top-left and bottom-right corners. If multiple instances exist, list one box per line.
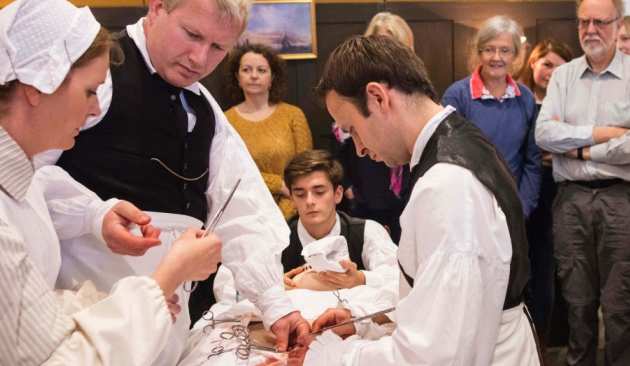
left=409, top=20, right=454, bottom=96
left=537, top=18, right=582, bottom=57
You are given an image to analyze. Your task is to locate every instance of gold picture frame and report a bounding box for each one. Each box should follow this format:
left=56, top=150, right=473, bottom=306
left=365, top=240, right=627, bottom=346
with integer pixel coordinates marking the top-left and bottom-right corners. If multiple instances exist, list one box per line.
left=239, top=0, right=318, bottom=60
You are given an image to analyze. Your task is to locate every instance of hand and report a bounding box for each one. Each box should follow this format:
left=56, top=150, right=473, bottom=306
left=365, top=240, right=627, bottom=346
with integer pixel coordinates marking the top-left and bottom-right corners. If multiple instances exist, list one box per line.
left=152, top=228, right=222, bottom=297
left=310, top=308, right=355, bottom=339
left=318, top=260, right=365, bottom=289
left=271, top=311, right=311, bottom=351
left=593, top=126, right=629, bottom=143
left=102, top=200, right=161, bottom=256
left=284, top=265, right=307, bottom=289
left=166, top=293, right=181, bottom=323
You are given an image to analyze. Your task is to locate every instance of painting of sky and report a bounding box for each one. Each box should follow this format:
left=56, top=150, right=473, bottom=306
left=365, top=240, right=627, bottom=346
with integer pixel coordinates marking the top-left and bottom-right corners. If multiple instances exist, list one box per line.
left=240, top=2, right=313, bottom=54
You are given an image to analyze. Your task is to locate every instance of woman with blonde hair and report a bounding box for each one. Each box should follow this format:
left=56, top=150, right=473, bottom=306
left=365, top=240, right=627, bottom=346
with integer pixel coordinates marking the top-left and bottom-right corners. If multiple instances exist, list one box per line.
left=364, top=11, right=414, bottom=50
left=442, top=15, right=541, bottom=220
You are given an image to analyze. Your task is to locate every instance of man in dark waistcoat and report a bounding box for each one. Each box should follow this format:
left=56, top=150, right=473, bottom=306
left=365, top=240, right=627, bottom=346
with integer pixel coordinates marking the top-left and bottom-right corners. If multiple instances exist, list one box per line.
left=293, top=36, right=540, bottom=365
left=37, top=0, right=309, bottom=359
left=279, top=150, right=398, bottom=293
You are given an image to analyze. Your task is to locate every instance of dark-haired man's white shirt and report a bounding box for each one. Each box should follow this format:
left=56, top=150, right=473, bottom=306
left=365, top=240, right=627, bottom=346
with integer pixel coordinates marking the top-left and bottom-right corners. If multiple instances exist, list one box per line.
left=305, top=106, right=539, bottom=366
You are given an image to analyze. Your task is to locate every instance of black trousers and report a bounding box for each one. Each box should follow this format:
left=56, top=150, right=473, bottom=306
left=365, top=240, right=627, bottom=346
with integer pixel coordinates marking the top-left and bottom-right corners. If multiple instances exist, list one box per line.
left=554, top=181, right=630, bottom=366
left=527, top=166, right=557, bottom=338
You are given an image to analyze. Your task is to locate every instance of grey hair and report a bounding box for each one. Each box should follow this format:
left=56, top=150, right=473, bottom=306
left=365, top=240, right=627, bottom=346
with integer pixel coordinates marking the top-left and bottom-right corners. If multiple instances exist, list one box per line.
left=469, top=15, right=524, bottom=71
left=163, top=0, right=251, bottom=32
left=364, top=12, right=415, bottom=51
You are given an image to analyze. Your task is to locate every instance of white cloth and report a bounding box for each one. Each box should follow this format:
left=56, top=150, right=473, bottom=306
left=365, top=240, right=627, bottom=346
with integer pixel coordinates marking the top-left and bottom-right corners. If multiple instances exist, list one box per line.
left=0, top=0, right=100, bottom=93
left=52, top=211, right=201, bottom=366
left=213, top=213, right=399, bottom=308
left=297, top=213, right=399, bottom=289
left=43, top=277, right=173, bottom=366
left=36, top=15, right=294, bottom=349
left=304, top=108, right=539, bottom=366
left=301, top=235, right=348, bottom=272
left=0, top=127, right=173, bottom=366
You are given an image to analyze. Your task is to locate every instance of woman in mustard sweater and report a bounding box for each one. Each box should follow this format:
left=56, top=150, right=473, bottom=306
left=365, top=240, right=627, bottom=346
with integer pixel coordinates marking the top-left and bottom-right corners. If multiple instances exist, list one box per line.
left=224, top=43, right=313, bottom=219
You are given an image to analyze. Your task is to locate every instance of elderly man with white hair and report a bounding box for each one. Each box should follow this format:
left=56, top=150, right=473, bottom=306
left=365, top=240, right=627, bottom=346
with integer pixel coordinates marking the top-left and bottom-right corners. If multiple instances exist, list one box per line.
left=536, top=0, right=630, bottom=364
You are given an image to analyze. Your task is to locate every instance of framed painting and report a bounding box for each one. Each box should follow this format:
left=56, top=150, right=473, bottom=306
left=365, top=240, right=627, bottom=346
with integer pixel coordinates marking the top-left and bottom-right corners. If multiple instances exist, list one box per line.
left=239, top=0, right=317, bottom=60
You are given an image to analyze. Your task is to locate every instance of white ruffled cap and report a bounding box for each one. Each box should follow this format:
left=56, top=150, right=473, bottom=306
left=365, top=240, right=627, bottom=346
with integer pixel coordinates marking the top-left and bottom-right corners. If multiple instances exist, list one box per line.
left=0, top=0, right=101, bottom=94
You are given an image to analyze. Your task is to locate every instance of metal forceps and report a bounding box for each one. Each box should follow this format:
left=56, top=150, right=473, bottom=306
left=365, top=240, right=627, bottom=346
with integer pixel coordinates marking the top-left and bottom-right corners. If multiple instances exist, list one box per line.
left=207, top=324, right=250, bottom=360
left=184, top=178, right=242, bottom=292
left=201, top=310, right=241, bottom=334
left=206, top=324, right=285, bottom=360
left=333, top=289, right=349, bottom=308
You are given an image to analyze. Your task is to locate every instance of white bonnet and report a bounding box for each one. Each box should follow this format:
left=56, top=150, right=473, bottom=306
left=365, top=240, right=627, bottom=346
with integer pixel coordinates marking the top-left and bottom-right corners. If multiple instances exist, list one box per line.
left=0, top=0, right=101, bottom=94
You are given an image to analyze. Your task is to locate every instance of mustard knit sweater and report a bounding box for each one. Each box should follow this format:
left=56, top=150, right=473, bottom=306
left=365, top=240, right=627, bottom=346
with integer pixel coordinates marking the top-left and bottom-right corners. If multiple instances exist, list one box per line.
left=225, top=102, right=313, bottom=218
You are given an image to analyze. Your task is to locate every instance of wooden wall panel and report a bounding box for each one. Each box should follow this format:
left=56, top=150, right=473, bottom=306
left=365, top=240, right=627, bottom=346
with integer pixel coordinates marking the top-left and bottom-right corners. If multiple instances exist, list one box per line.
left=409, top=20, right=454, bottom=96
left=537, top=18, right=582, bottom=57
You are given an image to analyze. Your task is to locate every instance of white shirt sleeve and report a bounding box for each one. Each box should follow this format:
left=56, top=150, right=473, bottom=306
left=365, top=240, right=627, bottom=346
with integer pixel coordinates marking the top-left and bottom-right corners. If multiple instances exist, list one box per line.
left=200, top=87, right=295, bottom=329
left=360, top=220, right=399, bottom=289
left=44, top=276, right=172, bottom=366
left=589, top=132, right=630, bottom=164
left=307, top=164, right=511, bottom=366
left=0, top=217, right=172, bottom=366
left=535, top=68, right=595, bottom=153
left=33, top=166, right=117, bottom=243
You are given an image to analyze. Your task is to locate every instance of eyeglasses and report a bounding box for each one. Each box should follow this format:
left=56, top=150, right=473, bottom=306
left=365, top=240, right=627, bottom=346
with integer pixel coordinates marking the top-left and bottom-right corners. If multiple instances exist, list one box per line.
left=478, top=46, right=514, bottom=57
left=577, top=16, right=619, bottom=29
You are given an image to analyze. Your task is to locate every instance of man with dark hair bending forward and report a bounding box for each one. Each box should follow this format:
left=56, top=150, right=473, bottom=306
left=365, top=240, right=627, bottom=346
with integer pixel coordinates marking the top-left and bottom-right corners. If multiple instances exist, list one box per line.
left=297, top=35, right=540, bottom=365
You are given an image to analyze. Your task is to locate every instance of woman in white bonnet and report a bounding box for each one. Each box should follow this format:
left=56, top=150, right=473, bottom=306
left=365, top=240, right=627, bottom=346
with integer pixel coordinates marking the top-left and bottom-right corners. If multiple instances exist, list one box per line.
left=0, top=0, right=222, bottom=365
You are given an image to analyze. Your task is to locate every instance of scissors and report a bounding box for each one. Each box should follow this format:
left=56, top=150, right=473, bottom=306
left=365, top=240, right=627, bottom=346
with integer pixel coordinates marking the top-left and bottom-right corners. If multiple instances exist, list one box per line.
left=310, top=307, right=396, bottom=336
left=203, top=178, right=242, bottom=237
left=184, top=178, right=242, bottom=292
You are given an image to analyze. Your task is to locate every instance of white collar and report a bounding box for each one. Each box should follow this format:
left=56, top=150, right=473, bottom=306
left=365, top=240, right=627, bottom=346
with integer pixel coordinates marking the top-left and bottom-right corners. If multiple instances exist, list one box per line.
left=126, top=18, right=201, bottom=95
left=409, top=105, right=456, bottom=170
left=297, top=213, right=340, bottom=247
